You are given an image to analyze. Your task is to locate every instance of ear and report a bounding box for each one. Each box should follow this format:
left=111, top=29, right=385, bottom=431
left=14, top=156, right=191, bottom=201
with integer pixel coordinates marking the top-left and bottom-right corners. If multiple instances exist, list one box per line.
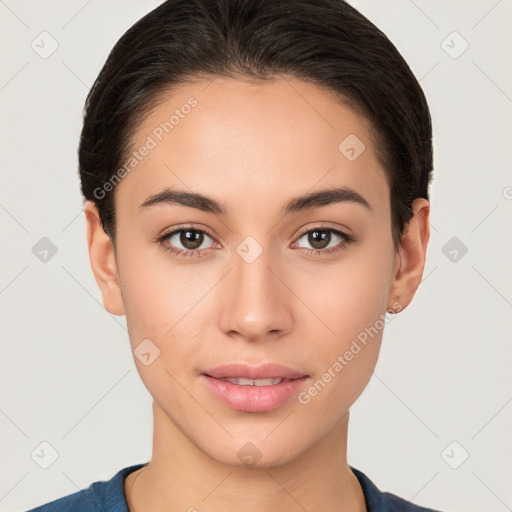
left=387, top=198, right=430, bottom=313
left=84, top=201, right=125, bottom=316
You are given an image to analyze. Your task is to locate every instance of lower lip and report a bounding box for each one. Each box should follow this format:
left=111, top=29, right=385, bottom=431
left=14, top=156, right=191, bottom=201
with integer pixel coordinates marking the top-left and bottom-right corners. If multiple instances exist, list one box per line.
left=202, top=375, right=309, bottom=412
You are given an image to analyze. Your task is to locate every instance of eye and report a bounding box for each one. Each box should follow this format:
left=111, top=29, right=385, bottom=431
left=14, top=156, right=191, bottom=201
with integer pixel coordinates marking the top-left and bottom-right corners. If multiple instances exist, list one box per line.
left=292, top=226, right=353, bottom=256
left=156, top=224, right=354, bottom=259
left=157, top=226, right=217, bottom=258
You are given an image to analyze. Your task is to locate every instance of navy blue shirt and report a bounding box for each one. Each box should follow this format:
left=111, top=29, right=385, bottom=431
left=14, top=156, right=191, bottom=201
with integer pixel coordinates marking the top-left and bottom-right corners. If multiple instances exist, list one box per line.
left=26, top=463, right=445, bottom=511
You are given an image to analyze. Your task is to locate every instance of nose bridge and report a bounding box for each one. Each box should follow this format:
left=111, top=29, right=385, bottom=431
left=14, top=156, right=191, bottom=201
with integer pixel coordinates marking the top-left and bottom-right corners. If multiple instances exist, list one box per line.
left=221, top=235, right=288, bottom=339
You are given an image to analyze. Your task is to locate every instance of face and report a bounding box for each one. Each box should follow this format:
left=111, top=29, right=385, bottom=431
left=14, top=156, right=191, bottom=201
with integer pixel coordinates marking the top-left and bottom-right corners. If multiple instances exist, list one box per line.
left=86, top=76, right=427, bottom=468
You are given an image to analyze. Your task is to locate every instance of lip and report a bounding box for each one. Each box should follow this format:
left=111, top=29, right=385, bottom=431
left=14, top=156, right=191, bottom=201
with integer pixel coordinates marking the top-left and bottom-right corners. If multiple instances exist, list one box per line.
left=203, top=362, right=307, bottom=380
left=201, top=363, right=309, bottom=413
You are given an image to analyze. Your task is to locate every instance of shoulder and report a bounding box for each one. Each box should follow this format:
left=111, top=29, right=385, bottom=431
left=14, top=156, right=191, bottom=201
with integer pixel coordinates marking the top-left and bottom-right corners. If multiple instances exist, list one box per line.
left=26, top=463, right=147, bottom=512
left=350, top=466, right=447, bottom=512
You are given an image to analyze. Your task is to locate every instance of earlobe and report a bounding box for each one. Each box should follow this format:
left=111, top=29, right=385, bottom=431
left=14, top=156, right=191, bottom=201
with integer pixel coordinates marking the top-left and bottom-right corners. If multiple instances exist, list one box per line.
left=387, top=198, right=430, bottom=313
left=84, top=201, right=125, bottom=316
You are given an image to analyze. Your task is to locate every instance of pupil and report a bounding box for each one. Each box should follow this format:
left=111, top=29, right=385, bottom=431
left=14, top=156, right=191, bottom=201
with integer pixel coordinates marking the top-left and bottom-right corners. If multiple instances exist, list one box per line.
left=310, top=230, right=330, bottom=249
left=181, top=230, right=203, bottom=249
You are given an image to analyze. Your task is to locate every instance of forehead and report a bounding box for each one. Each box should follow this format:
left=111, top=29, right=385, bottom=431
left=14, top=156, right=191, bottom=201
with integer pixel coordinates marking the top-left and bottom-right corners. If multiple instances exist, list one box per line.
left=115, top=76, right=388, bottom=218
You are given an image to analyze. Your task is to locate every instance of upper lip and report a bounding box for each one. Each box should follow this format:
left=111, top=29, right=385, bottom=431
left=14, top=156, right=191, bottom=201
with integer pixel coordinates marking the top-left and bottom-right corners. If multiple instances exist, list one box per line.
left=203, top=363, right=308, bottom=380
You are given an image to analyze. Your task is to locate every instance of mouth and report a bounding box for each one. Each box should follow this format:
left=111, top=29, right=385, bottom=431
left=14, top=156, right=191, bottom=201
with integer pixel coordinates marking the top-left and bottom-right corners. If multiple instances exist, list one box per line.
left=202, top=362, right=307, bottom=380
left=201, top=363, right=310, bottom=412
left=213, top=377, right=289, bottom=386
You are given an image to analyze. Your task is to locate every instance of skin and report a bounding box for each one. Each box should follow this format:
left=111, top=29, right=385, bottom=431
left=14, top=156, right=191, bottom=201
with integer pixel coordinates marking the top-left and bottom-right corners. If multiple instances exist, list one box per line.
left=84, top=76, right=430, bottom=512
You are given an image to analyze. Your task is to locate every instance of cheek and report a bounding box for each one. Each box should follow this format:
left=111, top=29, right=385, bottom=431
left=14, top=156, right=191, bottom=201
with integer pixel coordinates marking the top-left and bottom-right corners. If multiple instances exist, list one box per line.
left=119, top=228, right=394, bottom=350
left=118, top=263, right=206, bottom=411
left=298, top=243, right=394, bottom=339
left=118, top=247, right=217, bottom=379
left=293, top=242, right=394, bottom=396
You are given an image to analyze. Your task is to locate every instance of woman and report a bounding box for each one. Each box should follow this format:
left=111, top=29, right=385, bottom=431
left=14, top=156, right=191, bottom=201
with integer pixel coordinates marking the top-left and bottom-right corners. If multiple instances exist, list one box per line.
left=28, top=0, right=443, bottom=510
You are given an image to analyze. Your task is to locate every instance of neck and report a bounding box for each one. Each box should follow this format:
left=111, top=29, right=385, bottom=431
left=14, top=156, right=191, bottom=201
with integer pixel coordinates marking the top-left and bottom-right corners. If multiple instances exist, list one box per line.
left=125, top=402, right=366, bottom=512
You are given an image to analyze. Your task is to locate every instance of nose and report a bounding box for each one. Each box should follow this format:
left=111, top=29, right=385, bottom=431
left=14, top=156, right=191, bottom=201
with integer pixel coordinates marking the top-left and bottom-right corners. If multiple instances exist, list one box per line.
left=219, top=243, right=293, bottom=343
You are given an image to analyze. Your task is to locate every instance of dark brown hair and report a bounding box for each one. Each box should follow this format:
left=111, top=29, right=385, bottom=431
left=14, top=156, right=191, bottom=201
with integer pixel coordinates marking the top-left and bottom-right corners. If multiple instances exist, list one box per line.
left=79, top=0, right=433, bottom=249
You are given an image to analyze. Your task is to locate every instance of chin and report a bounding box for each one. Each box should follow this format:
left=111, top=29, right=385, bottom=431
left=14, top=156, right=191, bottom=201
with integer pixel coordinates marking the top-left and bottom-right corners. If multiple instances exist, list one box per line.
left=198, top=433, right=306, bottom=470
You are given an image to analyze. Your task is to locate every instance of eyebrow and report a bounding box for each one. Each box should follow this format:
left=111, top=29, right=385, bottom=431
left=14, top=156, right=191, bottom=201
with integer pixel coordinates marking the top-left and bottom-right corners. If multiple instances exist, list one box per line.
left=138, top=186, right=371, bottom=216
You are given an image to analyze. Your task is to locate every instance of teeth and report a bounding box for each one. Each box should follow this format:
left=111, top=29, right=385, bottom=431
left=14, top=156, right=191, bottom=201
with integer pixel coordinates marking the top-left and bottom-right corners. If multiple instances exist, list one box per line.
left=221, top=377, right=283, bottom=386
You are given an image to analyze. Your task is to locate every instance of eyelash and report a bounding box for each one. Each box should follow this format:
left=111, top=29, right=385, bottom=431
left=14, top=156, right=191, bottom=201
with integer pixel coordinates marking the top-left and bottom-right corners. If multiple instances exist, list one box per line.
left=156, top=224, right=354, bottom=259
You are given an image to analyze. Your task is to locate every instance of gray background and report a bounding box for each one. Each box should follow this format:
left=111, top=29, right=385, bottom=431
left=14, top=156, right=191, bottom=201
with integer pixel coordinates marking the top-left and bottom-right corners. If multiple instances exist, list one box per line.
left=1, top=1, right=511, bottom=511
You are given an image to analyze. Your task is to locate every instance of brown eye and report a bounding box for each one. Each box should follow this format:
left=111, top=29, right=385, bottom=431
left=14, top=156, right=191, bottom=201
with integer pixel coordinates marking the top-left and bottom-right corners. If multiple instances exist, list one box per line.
left=176, top=229, right=205, bottom=250
left=295, top=228, right=350, bottom=253
left=306, top=229, right=333, bottom=250
left=158, top=227, right=216, bottom=258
